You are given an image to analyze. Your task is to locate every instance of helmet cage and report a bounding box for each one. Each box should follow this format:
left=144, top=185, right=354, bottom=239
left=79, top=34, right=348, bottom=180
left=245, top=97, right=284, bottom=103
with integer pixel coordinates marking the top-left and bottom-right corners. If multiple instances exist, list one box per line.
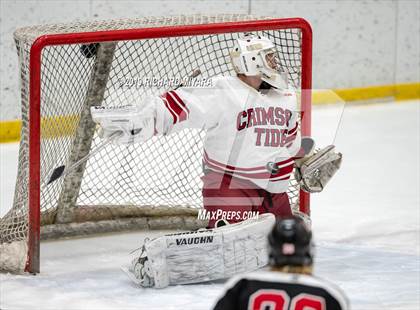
left=259, top=47, right=289, bottom=89
left=230, top=35, right=289, bottom=89
left=260, top=47, right=283, bottom=73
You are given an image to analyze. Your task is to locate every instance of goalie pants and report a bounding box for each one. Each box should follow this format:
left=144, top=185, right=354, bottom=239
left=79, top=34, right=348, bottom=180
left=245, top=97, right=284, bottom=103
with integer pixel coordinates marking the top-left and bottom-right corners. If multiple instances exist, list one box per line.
left=202, top=170, right=292, bottom=228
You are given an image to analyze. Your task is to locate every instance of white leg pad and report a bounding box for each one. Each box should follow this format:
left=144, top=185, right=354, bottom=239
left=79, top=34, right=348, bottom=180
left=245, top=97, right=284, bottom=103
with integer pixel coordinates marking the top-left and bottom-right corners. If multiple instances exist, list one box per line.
left=143, top=213, right=275, bottom=288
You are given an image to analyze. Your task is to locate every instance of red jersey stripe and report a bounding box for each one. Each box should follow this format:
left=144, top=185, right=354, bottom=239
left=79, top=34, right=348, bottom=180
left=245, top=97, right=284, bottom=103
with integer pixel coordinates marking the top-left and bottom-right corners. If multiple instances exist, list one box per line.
left=285, top=134, right=297, bottom=144
left=203, top=150, right=294, bottom=172
left=161, top=92, right=188, bottom=123
left=203, top=154, right=294, bottom=179
left=204, top=158, right=293, bottom=181
left=288, top=123, right=298, bottom=135
left=169, top=91, right=190, bottom=114
left=269, top=173, right=293, bottom=182
left=168, top=91, right=189, bottom=120
left=161, top=97, right=178, bottom=124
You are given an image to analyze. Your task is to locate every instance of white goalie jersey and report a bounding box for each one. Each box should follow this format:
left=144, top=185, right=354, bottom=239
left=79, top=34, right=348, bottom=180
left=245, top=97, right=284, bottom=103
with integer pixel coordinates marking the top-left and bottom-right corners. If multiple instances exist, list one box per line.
left=154, top=76, right=301, bottom=193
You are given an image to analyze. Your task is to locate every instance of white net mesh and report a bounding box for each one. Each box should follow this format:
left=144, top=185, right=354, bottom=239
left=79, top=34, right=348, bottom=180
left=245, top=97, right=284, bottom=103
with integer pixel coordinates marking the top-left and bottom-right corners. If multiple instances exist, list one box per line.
left=1, top=14, right=309, bottom=273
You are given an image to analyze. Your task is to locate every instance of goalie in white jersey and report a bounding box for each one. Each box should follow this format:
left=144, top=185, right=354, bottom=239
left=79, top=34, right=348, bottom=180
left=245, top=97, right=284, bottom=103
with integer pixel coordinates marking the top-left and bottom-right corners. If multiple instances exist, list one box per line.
left=92, top=34, right=303, bottom=228
left=92, top=34, right=342, bottom=288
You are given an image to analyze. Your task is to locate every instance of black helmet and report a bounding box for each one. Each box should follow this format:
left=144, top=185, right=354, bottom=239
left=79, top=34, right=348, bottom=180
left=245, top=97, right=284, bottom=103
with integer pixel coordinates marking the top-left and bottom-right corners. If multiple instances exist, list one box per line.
left=268, top=216, right=314, bottom=267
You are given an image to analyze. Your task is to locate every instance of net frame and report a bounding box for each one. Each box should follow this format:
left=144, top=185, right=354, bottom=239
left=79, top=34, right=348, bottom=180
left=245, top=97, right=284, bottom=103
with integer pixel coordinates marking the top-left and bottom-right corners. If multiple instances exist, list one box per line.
left=4, top=15, right=312, bottom=274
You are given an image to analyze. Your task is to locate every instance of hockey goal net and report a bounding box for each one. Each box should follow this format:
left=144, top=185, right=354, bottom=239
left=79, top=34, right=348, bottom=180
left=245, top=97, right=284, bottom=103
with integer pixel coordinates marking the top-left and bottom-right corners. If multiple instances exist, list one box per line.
left=0, top=14, right=312, bottom=273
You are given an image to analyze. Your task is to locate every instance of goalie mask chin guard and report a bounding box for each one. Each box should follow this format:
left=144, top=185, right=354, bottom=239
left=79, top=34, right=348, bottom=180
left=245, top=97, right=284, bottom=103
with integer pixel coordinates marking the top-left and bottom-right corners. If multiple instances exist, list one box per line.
left=268, top=216, right=314, bottom=267
left=230, top=34, right=289, bottom=89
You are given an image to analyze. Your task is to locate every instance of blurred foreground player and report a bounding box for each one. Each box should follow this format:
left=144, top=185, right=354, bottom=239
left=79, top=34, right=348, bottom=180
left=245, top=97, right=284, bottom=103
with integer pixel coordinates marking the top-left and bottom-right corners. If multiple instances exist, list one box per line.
left=213, top=216, right=349, bottom=310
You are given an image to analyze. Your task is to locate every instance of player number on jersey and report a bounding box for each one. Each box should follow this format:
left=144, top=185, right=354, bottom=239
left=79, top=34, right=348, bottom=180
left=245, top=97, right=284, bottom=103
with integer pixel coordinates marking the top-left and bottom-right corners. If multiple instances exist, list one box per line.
left=249, top=289, right=326, bottom=310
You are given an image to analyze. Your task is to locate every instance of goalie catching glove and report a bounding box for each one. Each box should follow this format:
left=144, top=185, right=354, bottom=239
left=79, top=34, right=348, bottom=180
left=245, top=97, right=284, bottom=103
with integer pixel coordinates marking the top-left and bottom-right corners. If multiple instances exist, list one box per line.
left=294, top=145, right=342, bottom=193
left=90, top=99, right=155, bottom=144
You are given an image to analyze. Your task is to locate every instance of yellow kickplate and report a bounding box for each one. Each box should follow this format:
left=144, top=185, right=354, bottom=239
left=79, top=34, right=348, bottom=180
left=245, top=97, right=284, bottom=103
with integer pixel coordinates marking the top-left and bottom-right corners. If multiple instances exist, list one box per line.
left=312, top=82, right=420, bottom=105
left=0, top=120, right=21, bottom=143
left=0, top=114, right=80, bottom=143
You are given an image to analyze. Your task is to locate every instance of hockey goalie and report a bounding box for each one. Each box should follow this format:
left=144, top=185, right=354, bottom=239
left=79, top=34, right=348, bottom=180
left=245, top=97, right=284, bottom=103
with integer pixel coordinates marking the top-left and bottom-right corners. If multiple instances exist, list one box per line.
left=91, top=34, right=342, bottom=288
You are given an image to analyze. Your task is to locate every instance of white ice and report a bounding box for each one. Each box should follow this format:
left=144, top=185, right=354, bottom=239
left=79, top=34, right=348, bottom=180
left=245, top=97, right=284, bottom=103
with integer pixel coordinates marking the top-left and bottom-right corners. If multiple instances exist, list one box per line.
left=1, top=100, right=419, bottom=310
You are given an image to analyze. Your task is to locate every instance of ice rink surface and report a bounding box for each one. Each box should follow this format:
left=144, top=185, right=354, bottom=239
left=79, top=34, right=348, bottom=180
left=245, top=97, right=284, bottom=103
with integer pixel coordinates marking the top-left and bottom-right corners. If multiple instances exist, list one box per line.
left=1, top=100, right=419, bottom=310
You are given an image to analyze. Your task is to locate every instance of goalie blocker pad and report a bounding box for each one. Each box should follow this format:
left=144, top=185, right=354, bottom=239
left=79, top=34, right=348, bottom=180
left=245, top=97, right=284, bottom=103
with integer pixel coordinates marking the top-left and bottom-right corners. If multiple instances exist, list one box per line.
left=127, top=213, right=275, bottom=288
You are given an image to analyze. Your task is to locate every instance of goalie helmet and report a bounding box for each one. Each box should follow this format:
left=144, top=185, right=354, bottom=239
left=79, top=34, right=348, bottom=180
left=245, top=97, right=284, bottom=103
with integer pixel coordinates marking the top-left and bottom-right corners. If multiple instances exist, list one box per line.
left=230, top=34, right=288, bottom=89
left=268, top=216, right=314, bottom=267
